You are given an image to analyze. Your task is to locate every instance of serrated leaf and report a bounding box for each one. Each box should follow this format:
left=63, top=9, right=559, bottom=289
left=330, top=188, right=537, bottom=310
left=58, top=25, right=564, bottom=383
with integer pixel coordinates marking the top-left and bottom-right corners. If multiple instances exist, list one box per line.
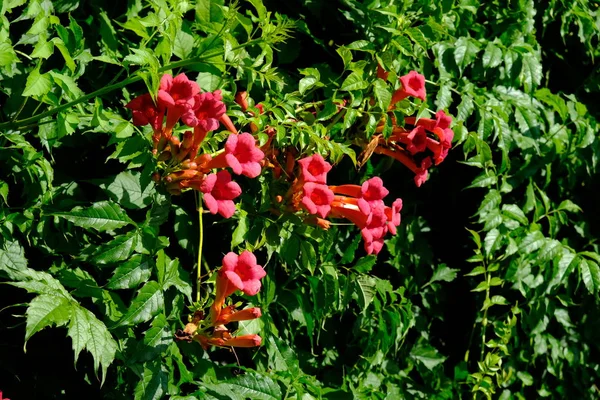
left=435, top=83, right=452, bottom=109
left=477, top=190, right=501, bottom=215
left=483, top=228, right=502, bottom=256
left=579, top=257, right=600, bottom=294
left=107, top=254, right=153, bottom=290
left=454, top=37, right=480, bottom=72
left=68, top=305, right=117, bottom=385
left=103, top=171, right=155, bottom=209
left=355, top=275, right=377, bottom=311
left=536, top=239, right=562, bottom=264
left=89, top=231, right=138, bottom=265
left=134, top=361, right=168, bottom=400
left=482, top=42, right=502, bottom=69
left=220, top=372, right=282, bottom=400
left=23, top=68, right=53, bottom=97
left=156, top=251, right=192, bottom=301
left=0, top=240, right=28, bottom=280
left=117, top=281, right=164, bottom=326
left=410, top=344, right=447, bottom=370
left=426, top=264, right=458, bottom=286
left=502, top=204, right=528, bottom=225
left=520, top=53, right=542, bottom=90
left=518, top=231, right=545, bottom=254
left=174, top=30, right=194, bottom=59
left=25, top=294, right=71, bottom=342
left=52, top=201, right=134, bottom=232
left=340, top=71, right=368, bottom=91
left=373, top=78, right=391, bottom=110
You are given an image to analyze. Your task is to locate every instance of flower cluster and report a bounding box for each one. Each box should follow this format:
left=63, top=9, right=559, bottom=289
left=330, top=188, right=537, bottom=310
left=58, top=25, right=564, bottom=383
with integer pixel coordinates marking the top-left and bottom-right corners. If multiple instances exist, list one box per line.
left=126, top=74, right=265, bottom=218
left=177, top=251, right=266, bottom=349
left=371, top=70, right=454, bottom=186
left=289, top=154, right=402, bottom=255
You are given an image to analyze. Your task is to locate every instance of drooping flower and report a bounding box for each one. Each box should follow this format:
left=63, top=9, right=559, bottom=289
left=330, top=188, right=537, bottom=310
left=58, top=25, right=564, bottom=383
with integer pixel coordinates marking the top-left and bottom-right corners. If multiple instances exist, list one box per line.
left=391, top=71, right=426, bottom=105
left=360, top=205, right=388, bottom=255
left=301, top=182, right=334, bottom=218
left=298, top=154, right=332, bottom=184
left=198, top=170, right=242, bottom=218
left=377, top=64, right=389, bottom=80
left=414, top=158, right=432, bottom=187
left=125, top=93, right=164, bottom=131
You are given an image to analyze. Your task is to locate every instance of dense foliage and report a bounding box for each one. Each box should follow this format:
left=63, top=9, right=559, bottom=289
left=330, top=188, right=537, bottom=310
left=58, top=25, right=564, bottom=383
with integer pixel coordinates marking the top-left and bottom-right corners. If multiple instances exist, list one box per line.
left=1, top=0, right=599, bottom=399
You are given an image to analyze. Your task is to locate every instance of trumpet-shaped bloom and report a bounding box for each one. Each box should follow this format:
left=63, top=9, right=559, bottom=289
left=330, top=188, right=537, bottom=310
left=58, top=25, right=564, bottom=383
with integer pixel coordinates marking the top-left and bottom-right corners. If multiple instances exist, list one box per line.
left=358, top=177, right=389, bottom=215
left=301, top=182, right=334, bottom=218
left=298, top=154, right=332, bottom=184
left=391, top=71, right=426, bottom=105
left=404, top=126, right=428, bottom=155
left=200, top=171, right=242, bottom=218
left=157, top=73, right=200, bottom=110
left=183, top=90, right=226, bottom=130
left=220, top=251, right=266, bottom=297
left=360, top=206, right=388, bottom=255
left=125, top=94, right=164, bottom=131
left=224, top=133, right=265, bottom=178
left=399, top=70, right=426, bottom=100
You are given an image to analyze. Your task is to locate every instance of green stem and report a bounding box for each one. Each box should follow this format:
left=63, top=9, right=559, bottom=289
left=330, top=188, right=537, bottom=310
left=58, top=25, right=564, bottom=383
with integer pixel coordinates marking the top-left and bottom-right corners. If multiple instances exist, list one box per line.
left=196, top=203, right=204, bottom=303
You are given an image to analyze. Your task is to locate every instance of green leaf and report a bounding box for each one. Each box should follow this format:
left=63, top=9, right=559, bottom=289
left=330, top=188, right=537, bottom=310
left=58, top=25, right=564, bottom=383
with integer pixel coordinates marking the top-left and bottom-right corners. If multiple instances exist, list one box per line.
left=579, top=257, right=600, bottom=294
left=0, top=179, right=8, bottom=204
left=220, top=372, right=282, bottom=400
left=231, top=210, right=248, bottom=248
left=477, top=189, right=501, bottom=215
left=426, top=264, right=459, bottom=286
left=89, top=231, right=138, bottom=265
left=0, top=42, right=18, bottom=66
left=482, top=42, right=502, bottom=69
left=117, top=281, right=165, bottom=326
left=435, top=83, right=452, bottom=110
left=520, top=53, right=542, bottom=90
left=355, top=275, right=377, bottom=311
left=68, top=305, right=118, bottom=385
left=454, top=37, right=480, bottom=72
left=173, top=30, right=194, bottom=59
left=134, top=361, right=168, bottom=400
left=502, top=204, right=528, bottom=225
left=340, top=71, right=368, bottom=91
left=25, top=294, right=71, bottom=342
left=156, top=251, right=192, bottom=301
left=52, top=201, right=134, bottom=232
left=410, top=344, right=447, bottom=370
left=107, top=254, right=153, bottom=290
left=373, top=78, right=391, bottom=110
left=518, top=231, right=545, bottom=254
left=23, top=68, right=53, bottom=97
left=0, top=240, right=28, bottom=280
left=103, top=171, right=155, bottom=209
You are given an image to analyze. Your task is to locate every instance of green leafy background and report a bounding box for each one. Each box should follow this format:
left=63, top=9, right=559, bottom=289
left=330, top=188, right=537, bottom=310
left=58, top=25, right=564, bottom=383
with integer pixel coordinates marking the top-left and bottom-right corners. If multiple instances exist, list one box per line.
left=1, top=0, right=599, bottom=399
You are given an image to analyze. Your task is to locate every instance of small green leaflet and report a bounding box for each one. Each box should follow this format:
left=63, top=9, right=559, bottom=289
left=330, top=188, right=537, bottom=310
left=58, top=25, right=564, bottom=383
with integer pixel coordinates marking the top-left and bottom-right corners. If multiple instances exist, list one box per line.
left=102, top=171, right=155, bottom=209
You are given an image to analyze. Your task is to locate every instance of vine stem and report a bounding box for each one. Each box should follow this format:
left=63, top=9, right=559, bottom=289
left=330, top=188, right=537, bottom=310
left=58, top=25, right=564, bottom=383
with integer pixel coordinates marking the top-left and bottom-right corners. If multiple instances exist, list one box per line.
left=196, top=203, right=204, bottom=303
left=0, top=38, right=265, bottom=131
